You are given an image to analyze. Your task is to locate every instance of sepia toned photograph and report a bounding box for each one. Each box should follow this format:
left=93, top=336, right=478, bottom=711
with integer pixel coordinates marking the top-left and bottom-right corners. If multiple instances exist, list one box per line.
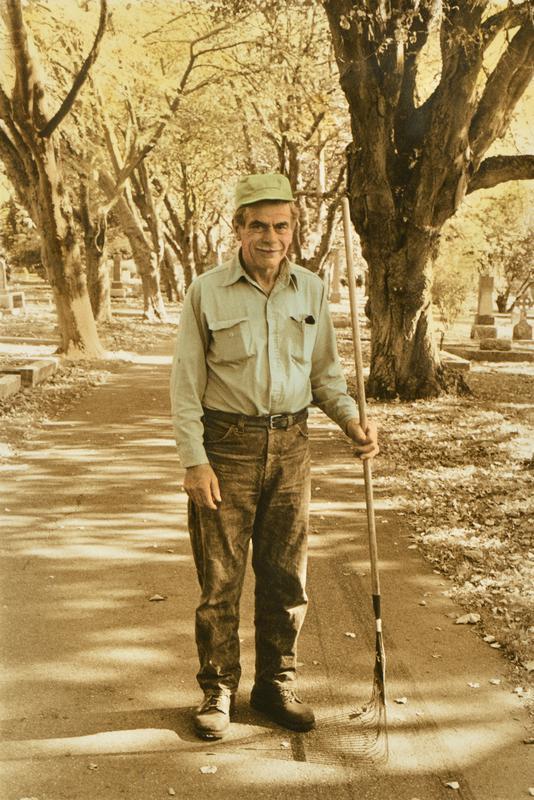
left=0, top=1, right=532, bottom=798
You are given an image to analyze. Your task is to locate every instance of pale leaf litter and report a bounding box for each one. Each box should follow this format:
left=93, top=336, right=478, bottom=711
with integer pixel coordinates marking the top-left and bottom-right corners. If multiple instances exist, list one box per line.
left=365, top=377, right=533, bottom=674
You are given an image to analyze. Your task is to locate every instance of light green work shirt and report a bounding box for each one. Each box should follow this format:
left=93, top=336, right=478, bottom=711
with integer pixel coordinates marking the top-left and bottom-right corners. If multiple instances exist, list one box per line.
left=170, top=252, right=358, bottom=467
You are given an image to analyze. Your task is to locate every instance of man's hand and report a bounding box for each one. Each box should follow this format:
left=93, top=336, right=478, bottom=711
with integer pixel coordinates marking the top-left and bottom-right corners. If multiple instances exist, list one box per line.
left=345, top=418, right=379, bottom=460
left=184, top=464, right=222, bottom=510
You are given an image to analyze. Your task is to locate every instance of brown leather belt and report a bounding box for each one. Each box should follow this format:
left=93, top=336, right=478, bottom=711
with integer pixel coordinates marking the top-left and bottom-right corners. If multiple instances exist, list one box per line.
left=202, top=407, right=308, bottom=430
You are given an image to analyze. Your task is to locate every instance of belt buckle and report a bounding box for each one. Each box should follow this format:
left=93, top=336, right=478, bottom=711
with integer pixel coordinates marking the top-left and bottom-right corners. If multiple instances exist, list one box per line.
left=269, top=414, right=286, bottom=429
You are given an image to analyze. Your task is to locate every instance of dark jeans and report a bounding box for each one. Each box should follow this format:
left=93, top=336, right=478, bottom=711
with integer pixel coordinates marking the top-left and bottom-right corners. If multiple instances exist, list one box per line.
left=188, top=413, right=311, bottom=693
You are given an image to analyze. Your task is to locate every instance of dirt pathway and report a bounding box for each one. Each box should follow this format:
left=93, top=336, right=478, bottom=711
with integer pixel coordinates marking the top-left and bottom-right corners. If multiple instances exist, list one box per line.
left=0, top=342, right=531, bottom=800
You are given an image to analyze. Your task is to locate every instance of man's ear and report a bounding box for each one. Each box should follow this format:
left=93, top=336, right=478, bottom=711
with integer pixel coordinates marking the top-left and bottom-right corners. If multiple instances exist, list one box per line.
left=233, top=222, right=242, bottom=242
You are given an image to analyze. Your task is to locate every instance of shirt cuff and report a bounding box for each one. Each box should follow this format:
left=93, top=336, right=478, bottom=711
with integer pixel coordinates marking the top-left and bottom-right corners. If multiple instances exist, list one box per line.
left=177, top=441, right=210, bottom=469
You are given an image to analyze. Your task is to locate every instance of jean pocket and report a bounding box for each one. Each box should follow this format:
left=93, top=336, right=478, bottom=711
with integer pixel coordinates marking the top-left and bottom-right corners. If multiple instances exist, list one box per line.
left=295, top=421, right=309, bottom=440
left=203, top=420, right=238, bottom=445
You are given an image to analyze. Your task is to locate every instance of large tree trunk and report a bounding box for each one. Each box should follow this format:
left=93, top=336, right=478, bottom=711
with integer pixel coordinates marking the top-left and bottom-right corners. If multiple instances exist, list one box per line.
left=362, top=228, right=441, bottom=398
left=346, top=140, right=445, bottom=398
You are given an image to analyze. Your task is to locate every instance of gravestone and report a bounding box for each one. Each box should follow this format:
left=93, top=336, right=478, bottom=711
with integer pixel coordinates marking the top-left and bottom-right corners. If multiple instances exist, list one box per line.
left=111, top=253, right=126, bottom=298
left=480, top=338, right=512, bottom=351
left=0, top=256, right=8, bottom=291
left=471, top=275, right=497, bottom=339
left=0, top=255, right=26, bottom=314
left=513, top=297, right=533, bottom=341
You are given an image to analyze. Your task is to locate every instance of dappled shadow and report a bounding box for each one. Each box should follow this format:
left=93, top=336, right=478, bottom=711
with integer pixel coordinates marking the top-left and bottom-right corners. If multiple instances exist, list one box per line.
left=0, top=355, right=530, bottom=799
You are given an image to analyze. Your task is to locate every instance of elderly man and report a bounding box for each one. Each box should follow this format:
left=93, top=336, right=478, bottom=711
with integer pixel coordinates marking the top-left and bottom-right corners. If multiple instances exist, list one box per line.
left=170, top=173, right=378, bottom=740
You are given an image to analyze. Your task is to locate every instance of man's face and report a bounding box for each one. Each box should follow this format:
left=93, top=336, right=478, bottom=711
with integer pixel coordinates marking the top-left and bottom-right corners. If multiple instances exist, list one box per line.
left=234, top=202, right=294, bottom=273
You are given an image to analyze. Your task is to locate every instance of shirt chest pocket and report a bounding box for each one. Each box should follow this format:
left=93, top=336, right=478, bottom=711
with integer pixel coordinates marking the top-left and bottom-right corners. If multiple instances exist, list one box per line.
left=289, top=315, right=316, bottom=364
left=208, top=317, right=255, bottom=364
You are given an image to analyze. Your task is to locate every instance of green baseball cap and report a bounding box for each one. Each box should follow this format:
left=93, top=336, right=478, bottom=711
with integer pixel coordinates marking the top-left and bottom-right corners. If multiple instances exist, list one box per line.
left=235, top=172, right=294, bottom=208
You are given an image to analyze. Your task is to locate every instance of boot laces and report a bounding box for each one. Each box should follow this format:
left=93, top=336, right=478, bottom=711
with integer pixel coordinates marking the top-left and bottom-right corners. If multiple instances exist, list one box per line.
left=278, top=686, right=301, bottom=704
left=203, top=689, right=231, bottom=712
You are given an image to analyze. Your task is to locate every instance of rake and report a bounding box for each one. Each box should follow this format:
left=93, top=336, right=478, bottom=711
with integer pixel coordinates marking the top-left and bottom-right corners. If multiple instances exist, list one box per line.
left=335, top=194, right=389, bottom=758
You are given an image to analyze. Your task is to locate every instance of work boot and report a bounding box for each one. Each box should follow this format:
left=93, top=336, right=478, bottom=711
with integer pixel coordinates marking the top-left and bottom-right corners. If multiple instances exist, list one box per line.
left=250, top=682, right=315, bottom=732
left=193, top=688, right=235, bottom=740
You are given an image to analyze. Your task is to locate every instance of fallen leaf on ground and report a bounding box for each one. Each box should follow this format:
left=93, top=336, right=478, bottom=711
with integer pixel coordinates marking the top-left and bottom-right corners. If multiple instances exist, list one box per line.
left=445, top=781, right=460, bottom=790
left=280, top=740, right=290, bottom=749
left=468, top=682, right=480, bottom=688
left=523, top=738, right=534, bottom=745
left=149, top=594, right=167, bottom=602
left=394, top=697, right=408, bottom=704
left=344, top=631, right=356, bottom=638
left=489, top=678, right=501, bottom=685
left=522, top=661, right=534, bottom=672
left=528, top=789, right=534, bottom=797
left=168, top=789, right=176, bottom=797
left=490, top=642, right=502, bottom=649
left=455, top=613, right=480, bottom=625
left=88, top=763, right=98, bottom=770
left=483, top=634, right=496, bottom=643
left=200, top=766, right=217, bottom=774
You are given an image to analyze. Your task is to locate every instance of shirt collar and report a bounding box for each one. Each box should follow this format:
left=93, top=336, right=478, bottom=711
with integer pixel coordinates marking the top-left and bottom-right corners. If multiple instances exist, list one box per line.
left=221, top=250, right=299, bottom=289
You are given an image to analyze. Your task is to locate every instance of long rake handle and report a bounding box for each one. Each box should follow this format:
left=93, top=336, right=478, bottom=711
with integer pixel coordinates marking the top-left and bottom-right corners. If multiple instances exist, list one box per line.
left=341, top=197, right=381, bottom=605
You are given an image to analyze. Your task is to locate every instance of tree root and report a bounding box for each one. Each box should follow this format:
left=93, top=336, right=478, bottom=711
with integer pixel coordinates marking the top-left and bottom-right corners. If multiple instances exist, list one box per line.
left=437, top=365, right=473, bottom=397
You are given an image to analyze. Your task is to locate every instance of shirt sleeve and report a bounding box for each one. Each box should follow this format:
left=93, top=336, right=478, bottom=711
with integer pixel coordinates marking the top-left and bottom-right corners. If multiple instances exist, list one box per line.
left=309, top=283, right=359, bottom=432
left=169, top=281, right=210, bottom=467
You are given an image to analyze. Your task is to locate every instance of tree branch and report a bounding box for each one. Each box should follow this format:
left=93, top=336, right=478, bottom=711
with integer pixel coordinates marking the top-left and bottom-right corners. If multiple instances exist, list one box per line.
left=4, top=0, right=33, bottom=116
left=0, top=125, right=29, bottom=193
left=467, top=154, right=534, bottom=194
left=38, top=0, right=108, bottom=138
left=482, top=1, right=532, bottom=50
left=470, top=21, right=534, bottom=163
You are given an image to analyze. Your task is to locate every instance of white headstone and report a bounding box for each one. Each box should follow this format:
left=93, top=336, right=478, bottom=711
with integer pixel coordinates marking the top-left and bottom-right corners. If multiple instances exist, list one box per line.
left=477, top=276, right=494, bottom=316
left=0, top=256, right=8, bottom=291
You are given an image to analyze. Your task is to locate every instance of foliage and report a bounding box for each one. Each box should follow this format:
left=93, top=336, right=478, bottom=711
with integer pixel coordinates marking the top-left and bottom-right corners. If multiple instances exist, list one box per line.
left=432, top=267, right=471, bottom=335
left=0, top=199, right=43, bottom=277
left=472, top=191, right=533, bottom=312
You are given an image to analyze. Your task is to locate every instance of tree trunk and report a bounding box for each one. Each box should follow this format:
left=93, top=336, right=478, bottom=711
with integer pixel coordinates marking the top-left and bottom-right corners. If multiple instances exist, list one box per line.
left=496, top=291, right=509, bottom=314
left=99, top=170, right=167, bottom=321
left=36, top=145, right=104, bottom=357
left=161, top=243, right=183, bottom=302
left=364, top=238, right=441, bottom=399
left=86, top=240, right=111, bottom=324
left=80, top=185, right=111, bottom=323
